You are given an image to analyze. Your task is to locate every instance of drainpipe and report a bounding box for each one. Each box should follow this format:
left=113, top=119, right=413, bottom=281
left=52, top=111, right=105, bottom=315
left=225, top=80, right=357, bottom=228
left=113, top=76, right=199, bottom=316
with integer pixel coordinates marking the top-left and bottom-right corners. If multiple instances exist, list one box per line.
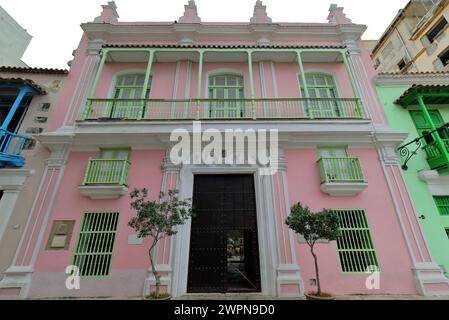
left=416, top=94, right=449, bottom=167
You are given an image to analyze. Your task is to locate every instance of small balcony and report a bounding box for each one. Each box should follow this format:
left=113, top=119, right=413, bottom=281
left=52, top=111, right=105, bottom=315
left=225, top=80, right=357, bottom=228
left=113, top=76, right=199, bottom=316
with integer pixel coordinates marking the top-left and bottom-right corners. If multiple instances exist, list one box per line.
left=423, top=140, right=449, bottom=173
left=317, top=157, right=367, bottom=196
left=79, top=98, right=364, bottom=121
left=0, top=129, right=33, bottom=168
left=78, top=159, right=130, bottom=199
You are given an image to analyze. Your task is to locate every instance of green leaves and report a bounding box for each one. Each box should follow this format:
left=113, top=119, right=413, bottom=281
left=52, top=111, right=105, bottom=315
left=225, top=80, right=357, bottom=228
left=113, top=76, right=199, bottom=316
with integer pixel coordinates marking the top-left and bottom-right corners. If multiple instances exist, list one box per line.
left=128, top=188, right=194, bottom=241
left=286, top=202, right=340, bottom=247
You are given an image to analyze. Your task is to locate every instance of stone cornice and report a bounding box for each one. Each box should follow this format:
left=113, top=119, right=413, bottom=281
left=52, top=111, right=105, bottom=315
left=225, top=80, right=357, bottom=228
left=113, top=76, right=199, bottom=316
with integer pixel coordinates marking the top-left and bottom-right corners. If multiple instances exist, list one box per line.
left=36, top=120, right=384, bottom=150
left=81, top=22, right=366, bottom=43
left=375, top=72, right=449, bottom=86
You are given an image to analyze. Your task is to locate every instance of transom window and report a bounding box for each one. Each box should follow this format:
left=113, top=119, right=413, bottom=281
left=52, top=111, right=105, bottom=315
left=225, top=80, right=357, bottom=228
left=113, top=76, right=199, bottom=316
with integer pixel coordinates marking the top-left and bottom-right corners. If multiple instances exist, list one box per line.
left=208, top=74, right=245, bottom=118
left=72, top=212, right=120, bottom=277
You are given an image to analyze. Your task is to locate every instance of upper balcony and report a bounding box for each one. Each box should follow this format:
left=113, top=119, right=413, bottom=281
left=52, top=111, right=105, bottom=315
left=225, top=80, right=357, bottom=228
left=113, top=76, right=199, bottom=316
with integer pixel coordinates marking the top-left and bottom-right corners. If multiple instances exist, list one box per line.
left=0, top=78, right=45, bottom=168
left=77, top=45, right=367, bottom=124
left=396, top=84, right=449, bottom=174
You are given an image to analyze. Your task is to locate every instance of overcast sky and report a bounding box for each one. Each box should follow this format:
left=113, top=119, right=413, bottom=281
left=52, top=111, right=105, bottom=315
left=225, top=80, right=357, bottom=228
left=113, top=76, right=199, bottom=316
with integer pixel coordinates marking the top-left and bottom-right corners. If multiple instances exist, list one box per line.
left=0, top=0, right=409, bottom=69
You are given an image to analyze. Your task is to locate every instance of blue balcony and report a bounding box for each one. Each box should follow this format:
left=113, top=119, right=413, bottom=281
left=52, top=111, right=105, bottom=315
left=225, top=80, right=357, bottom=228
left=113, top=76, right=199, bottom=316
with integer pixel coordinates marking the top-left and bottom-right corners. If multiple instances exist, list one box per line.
left=0, top=78, right=46, bottom=168
left=0, top=129, right=32, bottom=167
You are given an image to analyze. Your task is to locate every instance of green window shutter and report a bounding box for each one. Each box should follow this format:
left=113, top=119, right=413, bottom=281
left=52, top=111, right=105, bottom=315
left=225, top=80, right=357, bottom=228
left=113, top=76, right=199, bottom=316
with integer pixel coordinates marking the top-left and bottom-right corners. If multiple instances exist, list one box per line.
left=434, top=196, right=449, bottom=216
left=410, top=110, right=445, bottom=133
left=208, top=74, right=245, bottom=118
left=72, top=212, right=120, bottom=277
left=333, top=209, right=380, bottom=273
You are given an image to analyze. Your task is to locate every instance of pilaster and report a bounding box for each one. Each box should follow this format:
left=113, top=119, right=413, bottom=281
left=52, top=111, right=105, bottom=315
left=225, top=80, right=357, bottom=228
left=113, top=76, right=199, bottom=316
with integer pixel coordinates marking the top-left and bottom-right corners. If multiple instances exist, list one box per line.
left=374, top=133, right=449, bottom=296
left=0, top=147, right=69, bottom=299
left=143, top=150, right=182, bottom=296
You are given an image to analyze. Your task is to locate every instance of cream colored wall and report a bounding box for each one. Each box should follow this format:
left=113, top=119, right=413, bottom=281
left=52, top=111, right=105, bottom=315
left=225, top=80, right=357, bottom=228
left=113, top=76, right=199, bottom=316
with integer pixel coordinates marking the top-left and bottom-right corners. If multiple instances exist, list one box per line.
left=373, top=2, right=449, bottom=72
left=0, top=72, right=66, bottom=277
left=413, top=4, right=449, bottom=70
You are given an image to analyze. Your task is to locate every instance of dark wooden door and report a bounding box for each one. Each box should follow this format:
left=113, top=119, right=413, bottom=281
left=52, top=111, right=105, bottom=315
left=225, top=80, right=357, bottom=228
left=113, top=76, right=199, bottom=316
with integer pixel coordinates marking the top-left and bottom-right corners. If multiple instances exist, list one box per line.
left=187, top=174, right=261, bottom=293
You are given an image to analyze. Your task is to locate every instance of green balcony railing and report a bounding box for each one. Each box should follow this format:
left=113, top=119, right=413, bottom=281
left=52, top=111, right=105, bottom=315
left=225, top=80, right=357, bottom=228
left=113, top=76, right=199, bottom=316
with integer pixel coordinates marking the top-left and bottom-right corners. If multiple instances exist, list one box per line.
left=82, top=159, right=130, bottom=185
left=80, top=98, right=365, bottom=121
left=318, top=157, right=366, bottom=183
left=423, top=139, right=449, bottom=171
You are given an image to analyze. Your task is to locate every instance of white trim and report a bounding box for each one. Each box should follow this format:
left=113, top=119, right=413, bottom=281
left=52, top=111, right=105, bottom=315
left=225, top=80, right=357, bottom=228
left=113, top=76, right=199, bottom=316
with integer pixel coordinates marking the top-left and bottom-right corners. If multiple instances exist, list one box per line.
left=270, top=62, right=279, bottom=98
left=78, top=185, right=128, bottom=199
left=418, top=170, right=449, bottom=196
left=0, top=170, right=34, bottom=243
left=320, top=181, right=368, bottom=196
left=70, top=56, right=97, bottom=124
left=171, top=165, right=279, bottom=297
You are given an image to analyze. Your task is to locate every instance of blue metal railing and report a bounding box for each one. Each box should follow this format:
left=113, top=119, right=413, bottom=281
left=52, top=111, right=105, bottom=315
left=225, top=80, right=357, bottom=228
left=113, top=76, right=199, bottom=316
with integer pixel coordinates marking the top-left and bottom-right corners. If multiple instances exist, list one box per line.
left=0, top=129, right=33, bottom=167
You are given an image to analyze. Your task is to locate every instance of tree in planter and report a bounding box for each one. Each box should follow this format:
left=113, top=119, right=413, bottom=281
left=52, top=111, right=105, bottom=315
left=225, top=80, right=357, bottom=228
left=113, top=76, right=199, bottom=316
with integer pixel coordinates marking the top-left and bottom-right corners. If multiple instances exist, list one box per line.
left=128, top=188, right=193, bottom=299
left=286, top=202, right=340, bottom=297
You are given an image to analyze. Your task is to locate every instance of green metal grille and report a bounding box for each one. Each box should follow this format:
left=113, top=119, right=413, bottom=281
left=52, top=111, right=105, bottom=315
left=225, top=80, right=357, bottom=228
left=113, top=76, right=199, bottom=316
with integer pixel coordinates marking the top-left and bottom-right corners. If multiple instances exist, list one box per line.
left=333, top=209, right=380, bottom=273
left=434, top=196, right=449, bottom=216
left=73, top=212, right=119, bottom=277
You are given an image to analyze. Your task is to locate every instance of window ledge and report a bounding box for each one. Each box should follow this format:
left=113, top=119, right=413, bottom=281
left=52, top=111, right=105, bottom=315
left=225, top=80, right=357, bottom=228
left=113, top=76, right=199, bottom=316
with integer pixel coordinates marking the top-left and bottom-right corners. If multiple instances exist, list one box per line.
left=320, top=182, right=368, bottom=196
left=78, top=185, right=128, bottom=200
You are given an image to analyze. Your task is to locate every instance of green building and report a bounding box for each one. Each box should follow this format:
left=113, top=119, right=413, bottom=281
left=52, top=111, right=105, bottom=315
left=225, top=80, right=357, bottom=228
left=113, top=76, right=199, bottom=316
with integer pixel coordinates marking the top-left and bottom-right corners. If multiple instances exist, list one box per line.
left=376, top=72, right=449, bottom=274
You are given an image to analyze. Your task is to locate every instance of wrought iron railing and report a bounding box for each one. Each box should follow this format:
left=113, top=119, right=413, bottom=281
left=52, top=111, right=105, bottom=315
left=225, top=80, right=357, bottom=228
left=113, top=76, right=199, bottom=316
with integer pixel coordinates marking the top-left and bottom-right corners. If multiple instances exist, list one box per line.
left=82, top=159, right=130, bottom=185
left=317, top=157, right=366, bottom=183
left=79, top=98, right=365, bottom=121
left=0, top=129, right=33, bottom=167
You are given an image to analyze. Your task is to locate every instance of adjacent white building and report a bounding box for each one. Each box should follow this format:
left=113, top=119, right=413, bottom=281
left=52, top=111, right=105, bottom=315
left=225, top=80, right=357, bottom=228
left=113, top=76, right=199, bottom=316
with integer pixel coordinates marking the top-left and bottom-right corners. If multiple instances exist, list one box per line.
left=0, top=6, right=32, bottom=67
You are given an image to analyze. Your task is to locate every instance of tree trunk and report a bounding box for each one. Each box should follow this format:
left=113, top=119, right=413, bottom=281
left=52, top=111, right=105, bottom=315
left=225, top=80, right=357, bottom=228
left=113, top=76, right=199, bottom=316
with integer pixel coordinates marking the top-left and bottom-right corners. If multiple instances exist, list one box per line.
left=311, top=246, right=321, bottom=296
left=149, top=244, right=160, bottom=298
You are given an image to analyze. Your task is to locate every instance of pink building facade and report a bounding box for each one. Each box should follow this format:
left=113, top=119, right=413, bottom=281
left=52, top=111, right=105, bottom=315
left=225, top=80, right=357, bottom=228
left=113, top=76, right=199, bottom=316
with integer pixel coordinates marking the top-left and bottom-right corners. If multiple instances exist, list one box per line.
left=1, top=1, right=449, bottom=298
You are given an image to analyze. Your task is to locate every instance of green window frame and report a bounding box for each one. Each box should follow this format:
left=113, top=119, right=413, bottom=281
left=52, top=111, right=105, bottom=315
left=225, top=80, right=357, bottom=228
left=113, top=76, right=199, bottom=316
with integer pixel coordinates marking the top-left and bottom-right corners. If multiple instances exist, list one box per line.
left=434, top=196, right=449, bottom=216
left=114, top=73, right=152, bottom=100
left=299, top=72, right=340, bottom=118
left=333, top=209, right=380, bottom=274
left=208, top=73, right=245, bottom=118
left=108, top=73, right=152, bottom=119
left=409, top=110, right=448, bottom=142
left=72, top=211, right=120, bottom=277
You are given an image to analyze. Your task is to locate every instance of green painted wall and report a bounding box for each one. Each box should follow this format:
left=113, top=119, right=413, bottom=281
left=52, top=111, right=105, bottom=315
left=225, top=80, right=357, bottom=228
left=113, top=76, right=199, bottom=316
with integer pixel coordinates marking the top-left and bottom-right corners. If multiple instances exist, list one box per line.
left=376, top=85, right=449, bottom=274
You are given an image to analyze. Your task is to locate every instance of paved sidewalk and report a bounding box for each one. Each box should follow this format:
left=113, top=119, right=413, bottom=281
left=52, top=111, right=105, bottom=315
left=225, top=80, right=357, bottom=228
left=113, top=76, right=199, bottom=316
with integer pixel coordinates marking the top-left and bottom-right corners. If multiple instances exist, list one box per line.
left=38, top=293, right=449, bottom=300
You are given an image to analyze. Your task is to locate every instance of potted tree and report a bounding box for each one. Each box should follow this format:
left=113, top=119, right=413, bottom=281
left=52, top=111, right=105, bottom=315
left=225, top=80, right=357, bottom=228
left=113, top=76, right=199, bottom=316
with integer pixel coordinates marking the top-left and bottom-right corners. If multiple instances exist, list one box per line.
left=128, top=188, right=193, bottom=300
left=286, top=202, right=340, bottom=300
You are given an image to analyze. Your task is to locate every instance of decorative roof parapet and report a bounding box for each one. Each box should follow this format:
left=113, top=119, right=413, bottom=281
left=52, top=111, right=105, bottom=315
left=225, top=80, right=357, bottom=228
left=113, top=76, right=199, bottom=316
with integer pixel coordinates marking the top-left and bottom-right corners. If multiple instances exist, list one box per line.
left=327, top=4, right=352, bottom=24
left=250, top=1, right=272, bottom=24
left=179, top=0, right=201, bottom=24
left=94, top=1, right=119, bottom=24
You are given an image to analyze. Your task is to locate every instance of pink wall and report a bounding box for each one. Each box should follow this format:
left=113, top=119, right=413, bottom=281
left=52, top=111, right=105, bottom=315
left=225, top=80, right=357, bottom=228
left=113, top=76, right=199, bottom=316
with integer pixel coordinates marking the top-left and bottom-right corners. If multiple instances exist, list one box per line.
left=34, top=150, right=165, bottom=272
left=91, top=61, right=356, bottom=101
left=285, top=148, right=417, bottom=294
